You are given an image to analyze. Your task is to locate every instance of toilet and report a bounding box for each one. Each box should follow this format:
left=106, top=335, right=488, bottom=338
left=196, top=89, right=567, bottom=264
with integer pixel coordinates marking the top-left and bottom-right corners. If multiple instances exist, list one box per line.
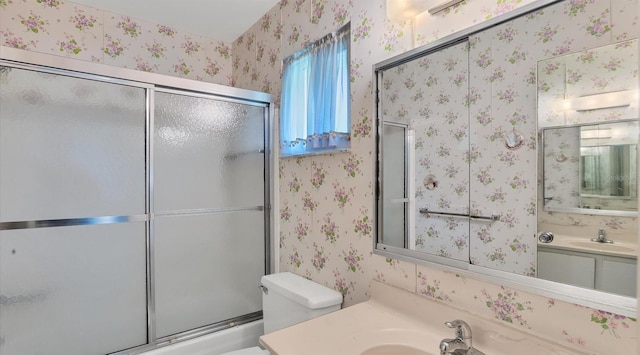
left=221, top=272, right=343, bottom=355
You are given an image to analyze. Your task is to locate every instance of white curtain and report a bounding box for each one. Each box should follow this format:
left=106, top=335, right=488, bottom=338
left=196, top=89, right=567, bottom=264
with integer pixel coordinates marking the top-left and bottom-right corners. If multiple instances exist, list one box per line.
left=280, top=25, right=350, bottom=156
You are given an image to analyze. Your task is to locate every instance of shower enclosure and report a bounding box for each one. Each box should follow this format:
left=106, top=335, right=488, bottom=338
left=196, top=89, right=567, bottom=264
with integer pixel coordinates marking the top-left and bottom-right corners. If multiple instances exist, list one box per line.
left=0, top=47, right=272, bottom=355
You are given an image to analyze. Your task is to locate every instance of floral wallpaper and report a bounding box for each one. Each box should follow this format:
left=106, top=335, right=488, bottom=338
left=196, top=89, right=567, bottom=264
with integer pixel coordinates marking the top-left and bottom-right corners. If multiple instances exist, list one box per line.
left=233, top=0, right=638, bottom=354
left=0, top=0, right=233, bottom=85
left=1, top=0, right=638, bottom=354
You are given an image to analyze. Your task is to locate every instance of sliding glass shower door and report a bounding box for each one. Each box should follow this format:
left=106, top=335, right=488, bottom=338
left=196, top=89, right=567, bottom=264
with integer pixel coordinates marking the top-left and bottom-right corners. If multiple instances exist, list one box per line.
left=0, top=53, right=271, bottom=355
left=0, top=67, right=148, bottom=354
left=153, top=90, right=266, bottom=338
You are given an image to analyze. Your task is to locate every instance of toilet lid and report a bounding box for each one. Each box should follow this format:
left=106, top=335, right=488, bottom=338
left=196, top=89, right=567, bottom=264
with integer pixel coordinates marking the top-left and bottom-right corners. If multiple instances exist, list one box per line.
left=220, top=346, right=269, bottom=355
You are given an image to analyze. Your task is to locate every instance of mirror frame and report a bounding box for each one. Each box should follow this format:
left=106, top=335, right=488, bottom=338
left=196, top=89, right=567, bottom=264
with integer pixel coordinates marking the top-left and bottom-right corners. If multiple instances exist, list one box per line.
left=541, top=119, right=639, bottom=217
left=373, top=0, right=637, bottom=317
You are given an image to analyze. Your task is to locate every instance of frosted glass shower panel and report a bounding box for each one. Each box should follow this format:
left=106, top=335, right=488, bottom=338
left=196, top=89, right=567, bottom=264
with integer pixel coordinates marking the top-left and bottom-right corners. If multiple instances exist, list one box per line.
left=154, top=212, right=265, bottom=338
left=154, top=92, right=266, bottom=212
left=0, top=223, right=147, bottom=354
left=0, top=68, right=146, bottom=222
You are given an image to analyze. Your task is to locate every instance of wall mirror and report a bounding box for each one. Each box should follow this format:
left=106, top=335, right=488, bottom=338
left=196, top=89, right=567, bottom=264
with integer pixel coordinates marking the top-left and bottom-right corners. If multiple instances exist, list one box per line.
left=374, top=0, right=637, bottom=316
left=542, top=120, right=638, bottom=216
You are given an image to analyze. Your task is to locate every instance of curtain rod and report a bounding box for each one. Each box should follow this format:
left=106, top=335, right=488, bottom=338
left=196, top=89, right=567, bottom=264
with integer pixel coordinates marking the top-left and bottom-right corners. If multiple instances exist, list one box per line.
left=283, top=22, right=350, bottom=66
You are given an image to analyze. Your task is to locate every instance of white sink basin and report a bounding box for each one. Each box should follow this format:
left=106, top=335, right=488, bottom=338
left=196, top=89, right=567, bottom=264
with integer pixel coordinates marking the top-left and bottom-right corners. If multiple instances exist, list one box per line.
left=347, top=328, right=439, bottom=355
left=360, top=344, right=433, bottom=355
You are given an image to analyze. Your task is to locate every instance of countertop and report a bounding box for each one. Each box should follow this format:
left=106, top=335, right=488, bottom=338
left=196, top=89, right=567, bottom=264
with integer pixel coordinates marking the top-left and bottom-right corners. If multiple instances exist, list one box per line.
left=537, top=235, right=636, bottom=258
left=537, top=224, right=637, bottom=258
left=259, top=281, right=583, bottom=355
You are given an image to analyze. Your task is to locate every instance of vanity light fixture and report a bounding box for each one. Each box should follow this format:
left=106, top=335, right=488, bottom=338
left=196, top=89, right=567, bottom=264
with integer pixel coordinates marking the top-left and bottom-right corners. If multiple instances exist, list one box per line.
left=427, top=0, right=465, bottom=14
left=567, top=90, right=636, bottom=112
left=386, top=0, right=464, bottom=20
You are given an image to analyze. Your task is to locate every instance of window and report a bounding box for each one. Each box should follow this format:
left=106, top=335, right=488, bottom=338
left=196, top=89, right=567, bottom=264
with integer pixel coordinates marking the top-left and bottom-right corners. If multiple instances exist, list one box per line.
left=280, top=23, right=350, bottom=157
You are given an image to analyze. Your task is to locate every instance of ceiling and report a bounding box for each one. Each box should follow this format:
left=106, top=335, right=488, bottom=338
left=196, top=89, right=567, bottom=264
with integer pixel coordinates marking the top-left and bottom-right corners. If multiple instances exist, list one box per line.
left=69, top=0, right=281, bottom=43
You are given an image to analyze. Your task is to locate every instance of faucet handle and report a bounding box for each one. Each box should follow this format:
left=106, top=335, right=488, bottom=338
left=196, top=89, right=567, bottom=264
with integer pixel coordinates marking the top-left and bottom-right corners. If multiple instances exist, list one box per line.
left=444, top=319, right=472, bottom=341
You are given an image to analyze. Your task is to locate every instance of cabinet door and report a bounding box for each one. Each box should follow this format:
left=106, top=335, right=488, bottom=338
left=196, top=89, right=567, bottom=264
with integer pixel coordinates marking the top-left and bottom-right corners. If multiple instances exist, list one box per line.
left=599, top=257, right=637, bottom=297
left=538, top=250, right=595, bottom=288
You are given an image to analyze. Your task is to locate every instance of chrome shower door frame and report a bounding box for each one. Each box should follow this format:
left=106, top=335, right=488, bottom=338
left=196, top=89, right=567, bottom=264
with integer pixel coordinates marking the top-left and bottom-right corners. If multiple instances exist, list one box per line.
left=0, top=47, right=273, bottom=354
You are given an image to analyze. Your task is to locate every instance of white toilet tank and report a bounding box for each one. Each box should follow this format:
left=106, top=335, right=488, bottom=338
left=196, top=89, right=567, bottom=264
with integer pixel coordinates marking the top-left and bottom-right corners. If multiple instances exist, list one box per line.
left=260, top=272, right=343, bottom=334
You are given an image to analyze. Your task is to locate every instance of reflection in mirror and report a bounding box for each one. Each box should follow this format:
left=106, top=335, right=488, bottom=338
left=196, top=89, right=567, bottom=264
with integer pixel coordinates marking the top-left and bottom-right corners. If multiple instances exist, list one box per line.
left=537, top=39, right=638, bottom=298
left=378, top=40, right=471, bottom=263
left=375, top=0, right=637, bottom=314
left=537, top=39, right=638, bottom=130
left=382, top=122, right=411, bottom=249
left=542, top=120, right=638, bottom=215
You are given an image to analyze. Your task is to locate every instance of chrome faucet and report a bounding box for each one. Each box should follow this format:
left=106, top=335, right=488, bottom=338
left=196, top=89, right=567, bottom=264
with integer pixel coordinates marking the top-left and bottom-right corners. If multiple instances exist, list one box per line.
left=591, top=228, right=613, bottom=244
left=440, top=320, right=473, bottom=355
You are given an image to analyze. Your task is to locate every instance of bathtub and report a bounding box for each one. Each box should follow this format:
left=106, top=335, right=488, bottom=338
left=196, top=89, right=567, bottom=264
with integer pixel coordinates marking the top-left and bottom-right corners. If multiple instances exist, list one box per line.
left=141, top=320, right=264, bottom=355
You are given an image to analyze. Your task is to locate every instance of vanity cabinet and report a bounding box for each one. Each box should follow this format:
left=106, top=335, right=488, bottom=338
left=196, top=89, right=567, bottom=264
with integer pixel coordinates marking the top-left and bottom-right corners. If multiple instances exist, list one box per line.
left=537, top=251, right=595, bottom=289
left=538, top=246, right=637, bottom=297
left=600, top=257, right=637, bottom=297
